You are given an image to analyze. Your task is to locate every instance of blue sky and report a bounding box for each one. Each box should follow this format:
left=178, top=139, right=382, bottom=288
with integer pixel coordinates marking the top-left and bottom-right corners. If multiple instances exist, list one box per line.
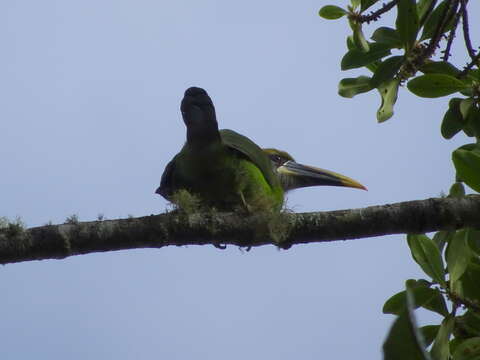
left=1, top=1, right=478, bottom=359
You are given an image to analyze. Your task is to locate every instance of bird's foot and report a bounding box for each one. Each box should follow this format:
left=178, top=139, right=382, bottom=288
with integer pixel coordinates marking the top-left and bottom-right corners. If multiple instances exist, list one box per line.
left=213, top=242, right=227, bottom=250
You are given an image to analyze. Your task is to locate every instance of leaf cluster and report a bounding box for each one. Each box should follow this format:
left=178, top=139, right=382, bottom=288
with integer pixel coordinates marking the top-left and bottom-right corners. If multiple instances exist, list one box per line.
left=318, top=1, right=480, bottom=358
left=382, top=225, right=480, bottom=359
left=319, top=0, right=479, bottom=122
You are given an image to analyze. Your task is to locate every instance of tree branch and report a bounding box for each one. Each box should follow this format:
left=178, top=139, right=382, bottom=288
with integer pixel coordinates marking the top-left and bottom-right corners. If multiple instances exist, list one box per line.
left=1, top=195, right=480, bottom=265
left=354, top=0, right=399, bottom=24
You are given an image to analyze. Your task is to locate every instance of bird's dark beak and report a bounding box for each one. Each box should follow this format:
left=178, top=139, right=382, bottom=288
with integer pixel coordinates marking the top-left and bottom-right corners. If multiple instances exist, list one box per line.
left=277, top=160, right=367, bottom=190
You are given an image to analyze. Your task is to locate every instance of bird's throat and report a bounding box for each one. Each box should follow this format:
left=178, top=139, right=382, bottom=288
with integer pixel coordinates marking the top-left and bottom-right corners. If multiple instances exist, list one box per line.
left=186, top=124, right=221, bottom=149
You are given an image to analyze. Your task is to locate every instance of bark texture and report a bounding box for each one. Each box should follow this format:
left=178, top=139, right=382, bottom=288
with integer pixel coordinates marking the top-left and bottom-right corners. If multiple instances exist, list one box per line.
left=1, top=195, right=479, bottom=264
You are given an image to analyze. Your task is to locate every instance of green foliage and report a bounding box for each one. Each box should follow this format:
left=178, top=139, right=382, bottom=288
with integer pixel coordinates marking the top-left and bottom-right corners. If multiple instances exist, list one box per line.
left=318, top=5, right=347, bottom=20
left=449, top=182, right=465, bottom=198
left=351, top=21, right=370, bottom=52
left=453, top=149, right=480, bottom=193
left=407, top=74, right=469, bottom=98
left=421, top=325, right=441, bottom=347
left=383, top=279, right=448, bottom=316
left=441, top=98, right=465, bottom=139
left=341, top=43, right=391, bottom=70
left=370, top=56, right=404, bottom=88
left=319, top=1, right=480, bottom=358
left=419, top=0, right=455, bottom=41
left=460, top=258, right=480, bottom=302
left=420, top=61, right=461, bottom=77
left=383, top=285, right=431, bottom=360
left=371, top=27, right=402, bottom=48
left=431, top=316, right=454, bottom=360
left=338, top=76, right=373, bottom=98
left=452, top=337, right=480, bottom=360
left=361, top=0, right=379, bottom=12
left=396, top=0, right=419, bottom=51
left=417, top=0, right=437, bottom=23
left=446, top=230, right=472, bottom=284
left=407, top=234, right=446, bottom=286
left=377, top=79, right=400, bottom=122
left=319, top=0, right=479, bottom=123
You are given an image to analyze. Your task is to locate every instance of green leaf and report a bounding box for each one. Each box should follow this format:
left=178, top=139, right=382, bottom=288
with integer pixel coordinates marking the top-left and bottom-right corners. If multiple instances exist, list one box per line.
left=407, top=234, right=446, bottom=286
left=421, top=325, right=440, bottom=348
left=346, top=35, right=355, bottom=50
left=407, top=74, right=469, bottom=98
left=319, top=5, right=347, bottom=20
left=460, top=99, right=473, bottom=119
left=361, top=0, right=379, bottom=12
left=470, top=69, right=480, bottom=81
left=459, top=98, right=480, bottom=137
left=457, top=143, right=479, bottom=152
left=441, top=98, right=465, bottom=139
left=338, top=76, right=374, bottom=98
left=377, top=78, right=400, bottom=122
left=466, top=228, right=480, bottom=256
left=341, top=43, right=391, bottom=70
left=455, top=311, right=480, bottom=340
left=459, top=99, right=479, bottom=137
left=460, top=88, right=474, bottom=97
left=420, top=61, right=462, bottom=77
left=383, top=287, right=431, bottom=360
left=383, top=282, right=448, bottom=316
left=460, top=258, right=480, bottom=301
left=451, top=277, right=464, bottom=297
left=449, top=182, right=466, bottom=198
left=452, top=337, right=480, bottom=360
left=417, top=0, right=437, bottom=24
left=433, top=230, right=453, bottom=252
left=370, top=55, right=404, bottom=88
left=396, top=0, right=419, bottom=51
left=352, top=22, right=370, bottom=52
left=466, top=104, right=480, bottom=137
left=431, top=316, right=454, bottom=360
left=420, top=1, right=456, bottom=41
left=452, top=149, right=480, bottom=192
left=351, top=0, right=361, bottom=9
left=346, top=36, right=381, bottom=72
left=446, top=229, right=472, bottom=283
left=371, top=27, right=402, bottom=48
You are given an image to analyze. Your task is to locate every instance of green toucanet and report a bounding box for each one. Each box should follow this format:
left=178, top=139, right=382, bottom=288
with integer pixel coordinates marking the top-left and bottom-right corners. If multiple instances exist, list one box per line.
left=156, top=87, right=366, bottom=211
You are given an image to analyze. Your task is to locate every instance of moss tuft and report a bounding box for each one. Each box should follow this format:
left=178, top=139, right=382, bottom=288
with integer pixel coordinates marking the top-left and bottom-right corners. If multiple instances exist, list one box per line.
left=65, top=215, right=79, bottom=225
left=171, top=189, right=204, bottom=214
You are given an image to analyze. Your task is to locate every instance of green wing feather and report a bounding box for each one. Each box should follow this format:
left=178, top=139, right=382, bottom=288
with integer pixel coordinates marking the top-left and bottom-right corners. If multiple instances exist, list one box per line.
left=220, top=129, right=278, bottom=188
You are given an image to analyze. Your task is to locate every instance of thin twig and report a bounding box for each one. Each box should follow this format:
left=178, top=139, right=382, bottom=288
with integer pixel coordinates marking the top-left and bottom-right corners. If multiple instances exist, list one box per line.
left=424, top=0, right=459, bottom=59
left=458, top=51, right=480, bottom=78
left=353, top=0, right=399, bottom=24
left=460, top=0, right=476, bottom=59
left=442, top=11, right=461, bottom=61
left=449, top=292, right=480, bottom=313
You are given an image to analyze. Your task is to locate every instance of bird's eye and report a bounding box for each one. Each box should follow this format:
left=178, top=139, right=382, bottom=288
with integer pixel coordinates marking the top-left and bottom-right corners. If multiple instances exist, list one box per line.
left=270, top=155, right=283, bottom=164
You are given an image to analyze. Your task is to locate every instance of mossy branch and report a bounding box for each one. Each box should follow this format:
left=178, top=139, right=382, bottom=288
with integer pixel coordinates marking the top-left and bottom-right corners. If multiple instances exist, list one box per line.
left=1, top=195, right=480, bottom=265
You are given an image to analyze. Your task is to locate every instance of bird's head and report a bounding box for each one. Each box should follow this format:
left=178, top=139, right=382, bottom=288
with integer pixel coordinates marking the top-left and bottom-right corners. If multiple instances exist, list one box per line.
left=263, top=148, right=367, bottom=191
left=181, top=87, right=218, bottom=130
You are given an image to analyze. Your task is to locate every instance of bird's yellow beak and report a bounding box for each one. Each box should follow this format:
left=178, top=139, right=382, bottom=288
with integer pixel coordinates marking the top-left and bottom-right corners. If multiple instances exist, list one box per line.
left=277, top=161, right=367, bottom=191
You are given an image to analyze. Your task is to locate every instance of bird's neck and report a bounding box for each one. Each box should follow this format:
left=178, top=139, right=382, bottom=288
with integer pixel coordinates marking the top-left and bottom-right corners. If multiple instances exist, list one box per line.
left=186, top=123, right=221, bottom=149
